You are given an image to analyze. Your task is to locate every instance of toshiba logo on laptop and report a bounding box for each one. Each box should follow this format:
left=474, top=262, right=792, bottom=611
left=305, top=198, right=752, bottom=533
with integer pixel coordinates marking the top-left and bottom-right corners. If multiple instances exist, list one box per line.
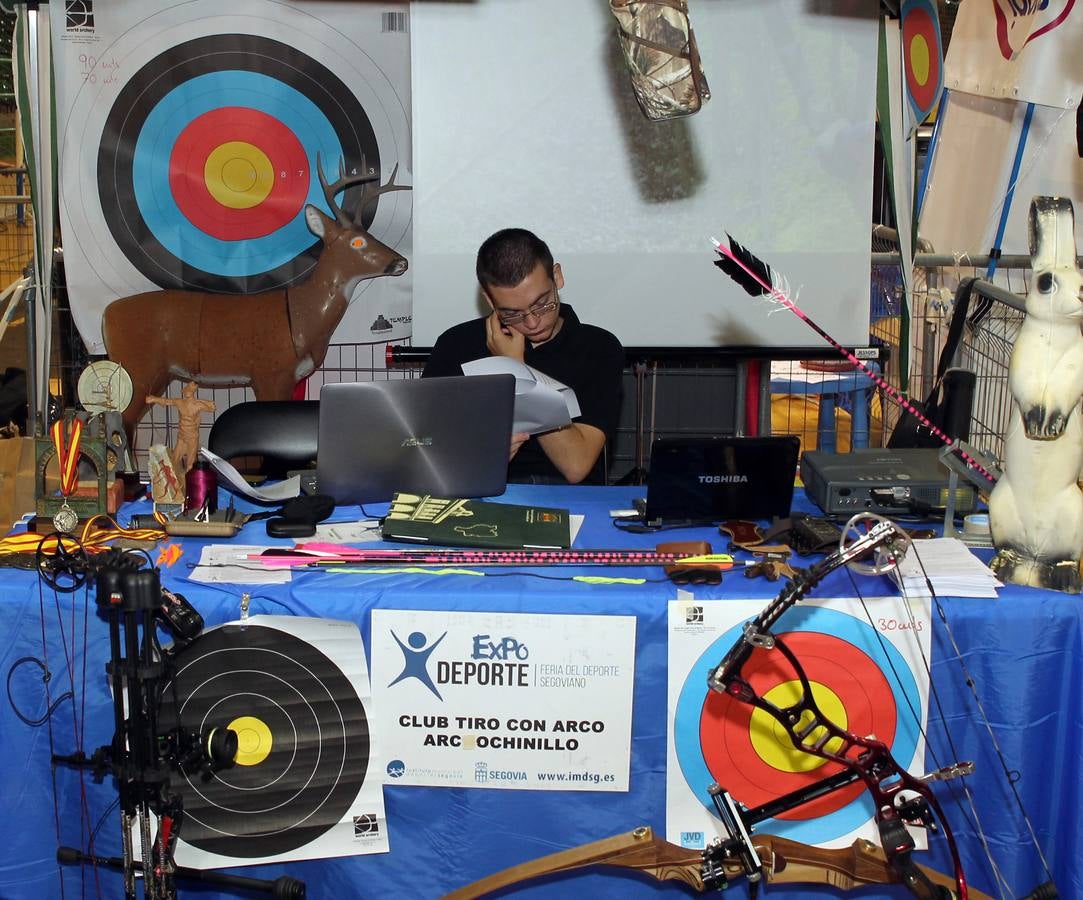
left=698, top=474, right=749, bottom=484
left=401, top=437, right=433, bottom=447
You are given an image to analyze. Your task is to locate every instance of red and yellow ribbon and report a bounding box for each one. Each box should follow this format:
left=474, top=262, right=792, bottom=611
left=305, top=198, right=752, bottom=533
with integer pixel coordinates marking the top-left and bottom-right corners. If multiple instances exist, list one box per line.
left=0, top=515, right=167, bottom=558
left=50, top=418, right=84, bottom=497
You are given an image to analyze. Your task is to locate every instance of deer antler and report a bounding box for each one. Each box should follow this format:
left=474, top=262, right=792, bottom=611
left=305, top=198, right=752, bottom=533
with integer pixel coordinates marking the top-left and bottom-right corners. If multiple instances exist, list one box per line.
left=315, top=152, right=409, bottom=226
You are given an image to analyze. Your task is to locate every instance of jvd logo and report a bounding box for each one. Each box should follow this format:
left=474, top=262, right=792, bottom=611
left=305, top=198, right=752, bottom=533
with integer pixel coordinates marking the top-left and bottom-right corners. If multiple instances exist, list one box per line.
left=992, top=1, right=1073, bottom=61
left=471, top=634, right=530, bottom=660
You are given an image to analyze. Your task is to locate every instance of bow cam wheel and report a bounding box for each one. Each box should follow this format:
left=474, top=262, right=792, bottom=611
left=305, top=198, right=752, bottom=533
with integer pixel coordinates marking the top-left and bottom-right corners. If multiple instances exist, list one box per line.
left=839, top=513, right=910, bottom=578
left=36, top=532, right=90, bottom=592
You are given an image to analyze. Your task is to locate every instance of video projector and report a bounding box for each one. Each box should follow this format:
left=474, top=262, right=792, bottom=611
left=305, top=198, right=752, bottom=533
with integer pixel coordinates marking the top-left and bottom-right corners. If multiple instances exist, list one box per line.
left=800, top=448, right=979, bottom=517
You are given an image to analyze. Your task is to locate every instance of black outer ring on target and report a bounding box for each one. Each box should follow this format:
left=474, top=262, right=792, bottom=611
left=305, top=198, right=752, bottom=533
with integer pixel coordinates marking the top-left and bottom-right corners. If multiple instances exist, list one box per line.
left=158, top=623, right=370, bottom=858
left=98, top=33, right=380, bottom=294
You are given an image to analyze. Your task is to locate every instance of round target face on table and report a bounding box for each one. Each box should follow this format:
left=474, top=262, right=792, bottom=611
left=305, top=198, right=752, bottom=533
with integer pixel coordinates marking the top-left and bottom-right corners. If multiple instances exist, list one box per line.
left=674, top=607, right=921, bottom=843
left=97, top=33, right=380, bottom=294
left=158, top=623, right=370, bottom=858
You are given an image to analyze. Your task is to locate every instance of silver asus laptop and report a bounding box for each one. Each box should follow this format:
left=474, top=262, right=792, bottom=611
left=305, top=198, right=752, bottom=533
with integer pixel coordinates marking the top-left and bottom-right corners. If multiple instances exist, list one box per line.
left=317, top=375, right=515, bottom=504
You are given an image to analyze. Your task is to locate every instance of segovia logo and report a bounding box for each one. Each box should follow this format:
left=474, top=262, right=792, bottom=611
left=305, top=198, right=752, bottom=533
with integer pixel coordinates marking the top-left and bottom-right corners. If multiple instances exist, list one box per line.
left=698, top=474, right=748, bottom=484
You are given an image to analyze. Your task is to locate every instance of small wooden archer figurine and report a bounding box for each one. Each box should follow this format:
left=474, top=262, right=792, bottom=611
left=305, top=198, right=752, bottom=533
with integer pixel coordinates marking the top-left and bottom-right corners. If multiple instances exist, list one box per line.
left=145, top=381, right=215, bottom=475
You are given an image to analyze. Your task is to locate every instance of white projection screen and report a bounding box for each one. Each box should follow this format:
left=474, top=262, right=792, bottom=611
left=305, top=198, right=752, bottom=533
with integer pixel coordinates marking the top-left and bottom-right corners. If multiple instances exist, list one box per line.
left=410, top=0, right=878, bottom=349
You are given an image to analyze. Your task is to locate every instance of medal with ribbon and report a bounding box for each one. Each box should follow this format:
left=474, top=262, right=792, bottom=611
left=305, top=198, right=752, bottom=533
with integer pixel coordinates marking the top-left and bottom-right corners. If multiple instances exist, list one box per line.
left=50, top=417, right=84, bottom=532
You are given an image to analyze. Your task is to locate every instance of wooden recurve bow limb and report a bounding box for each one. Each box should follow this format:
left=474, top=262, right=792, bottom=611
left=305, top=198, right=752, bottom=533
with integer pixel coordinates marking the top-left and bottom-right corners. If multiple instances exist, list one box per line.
left=441, top=827, right=990, bottom=900
left=442, top=827, right=702, bottom=899
left=756, top=834, right=994, bottom=900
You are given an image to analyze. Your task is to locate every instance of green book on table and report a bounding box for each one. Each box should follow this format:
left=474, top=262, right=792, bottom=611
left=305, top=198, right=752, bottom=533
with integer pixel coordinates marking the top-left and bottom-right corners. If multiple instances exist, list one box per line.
left=382, top=493, right=572, bottom=549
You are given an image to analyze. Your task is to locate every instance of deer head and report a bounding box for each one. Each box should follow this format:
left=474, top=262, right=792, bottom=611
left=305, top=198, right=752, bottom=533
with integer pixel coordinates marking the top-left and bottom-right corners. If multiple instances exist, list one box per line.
left=286, top=153, right=410, bottom=360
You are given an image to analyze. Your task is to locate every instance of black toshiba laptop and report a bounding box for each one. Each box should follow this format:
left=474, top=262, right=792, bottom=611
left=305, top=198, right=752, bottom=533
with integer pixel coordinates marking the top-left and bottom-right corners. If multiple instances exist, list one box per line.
left=638, top=435, right=801, bottom=526
left=316, top=375, right=515, bottom=505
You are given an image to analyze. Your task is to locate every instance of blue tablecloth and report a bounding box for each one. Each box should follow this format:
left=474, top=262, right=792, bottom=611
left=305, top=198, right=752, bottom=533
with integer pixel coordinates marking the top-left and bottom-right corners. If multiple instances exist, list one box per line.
left=0, top=485, right=1077, bottom=899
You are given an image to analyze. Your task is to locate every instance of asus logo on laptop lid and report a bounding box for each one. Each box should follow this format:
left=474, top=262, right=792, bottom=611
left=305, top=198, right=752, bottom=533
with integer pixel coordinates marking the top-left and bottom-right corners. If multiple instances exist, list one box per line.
left=317, top=375, right=515, bottom=505
left=643, top=436, right=800, bottom=525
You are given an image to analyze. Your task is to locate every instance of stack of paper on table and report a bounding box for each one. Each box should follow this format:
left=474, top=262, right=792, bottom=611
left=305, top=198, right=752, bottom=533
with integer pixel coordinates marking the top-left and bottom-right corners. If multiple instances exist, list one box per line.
left=892, top=538, right=1002, bottom=598
left=461, top=357, right=580, bottom=434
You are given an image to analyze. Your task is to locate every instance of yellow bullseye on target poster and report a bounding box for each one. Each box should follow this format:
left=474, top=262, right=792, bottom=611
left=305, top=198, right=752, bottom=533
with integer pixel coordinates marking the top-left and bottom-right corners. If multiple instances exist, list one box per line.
left=665, top=594, right=932, bottom=850
left=50, top=0, right=413, bottom=354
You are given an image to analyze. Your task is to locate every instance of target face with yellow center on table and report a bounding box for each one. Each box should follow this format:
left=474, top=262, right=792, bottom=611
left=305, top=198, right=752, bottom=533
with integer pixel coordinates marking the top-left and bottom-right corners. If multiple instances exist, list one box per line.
left=158, top=620, right=371, bottom=859
left=673, top=604, right=923, bottom=843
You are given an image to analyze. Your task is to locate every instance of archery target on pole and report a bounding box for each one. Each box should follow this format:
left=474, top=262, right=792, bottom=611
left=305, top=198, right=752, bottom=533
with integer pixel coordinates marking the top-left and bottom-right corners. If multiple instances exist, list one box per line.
left=158, top=616, right=387, bottom=865
left=669, top=600, right=928, bottom=846
left=901, top=0, right=944, bottom=129
left=54, top=2, right=412, bottom=352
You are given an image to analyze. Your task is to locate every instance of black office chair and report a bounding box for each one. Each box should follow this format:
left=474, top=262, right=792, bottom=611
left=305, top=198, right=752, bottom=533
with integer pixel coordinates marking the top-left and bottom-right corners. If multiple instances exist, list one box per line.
left=207, top=400, right=319, bottom=479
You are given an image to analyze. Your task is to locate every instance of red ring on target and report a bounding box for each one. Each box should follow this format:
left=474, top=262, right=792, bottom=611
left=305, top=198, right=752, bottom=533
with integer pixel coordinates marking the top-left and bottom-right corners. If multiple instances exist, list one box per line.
left=168, top=106, right=309, bottom=240
left=699, top=632, right=898, bottom=819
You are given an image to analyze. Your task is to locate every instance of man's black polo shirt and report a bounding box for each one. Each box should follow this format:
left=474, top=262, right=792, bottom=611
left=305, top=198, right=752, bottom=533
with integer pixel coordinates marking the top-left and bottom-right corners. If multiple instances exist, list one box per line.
left=421, top=305, right=624, bottom=483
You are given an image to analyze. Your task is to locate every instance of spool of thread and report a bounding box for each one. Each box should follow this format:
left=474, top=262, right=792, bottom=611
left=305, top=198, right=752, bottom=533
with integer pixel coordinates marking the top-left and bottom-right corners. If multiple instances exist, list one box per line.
left=185, top=459, right=218, bottom=515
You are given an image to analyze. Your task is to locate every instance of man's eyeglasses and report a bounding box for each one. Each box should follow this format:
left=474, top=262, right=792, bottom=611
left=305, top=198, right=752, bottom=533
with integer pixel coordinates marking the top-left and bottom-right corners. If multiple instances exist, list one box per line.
left=496, top=294, right=560, bottom=326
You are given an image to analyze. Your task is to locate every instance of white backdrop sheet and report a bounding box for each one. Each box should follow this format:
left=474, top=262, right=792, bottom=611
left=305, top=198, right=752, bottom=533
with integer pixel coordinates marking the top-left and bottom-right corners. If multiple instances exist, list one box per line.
left=410, top=0, right=879, bottom=348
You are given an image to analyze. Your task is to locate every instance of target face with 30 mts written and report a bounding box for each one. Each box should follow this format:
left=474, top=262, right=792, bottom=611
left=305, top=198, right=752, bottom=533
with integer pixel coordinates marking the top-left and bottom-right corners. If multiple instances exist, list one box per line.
left=158, top=622, right=370, bottom=858
left=674, top=606, right=922, bottom=844
left=98, top=33, right=380, bottom=294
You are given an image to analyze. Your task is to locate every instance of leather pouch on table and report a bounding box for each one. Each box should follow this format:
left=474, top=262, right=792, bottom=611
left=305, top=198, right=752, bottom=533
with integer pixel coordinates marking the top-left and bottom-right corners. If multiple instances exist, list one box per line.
left=265, top=494, right=335, bottom=539
left=659, top=540, right=723, bottom=585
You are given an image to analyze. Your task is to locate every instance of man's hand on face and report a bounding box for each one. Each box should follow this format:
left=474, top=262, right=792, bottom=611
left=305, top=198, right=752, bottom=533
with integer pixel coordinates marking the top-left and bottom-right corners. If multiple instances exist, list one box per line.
left=486, top=311, right=526, bottom=361
left=509, top=431, right=530, bottom=460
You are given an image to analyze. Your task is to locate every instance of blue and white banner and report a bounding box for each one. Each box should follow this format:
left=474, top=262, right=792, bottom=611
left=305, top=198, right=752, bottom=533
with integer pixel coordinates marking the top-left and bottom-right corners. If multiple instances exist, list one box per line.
left=370, top=609, right=635, bottom=791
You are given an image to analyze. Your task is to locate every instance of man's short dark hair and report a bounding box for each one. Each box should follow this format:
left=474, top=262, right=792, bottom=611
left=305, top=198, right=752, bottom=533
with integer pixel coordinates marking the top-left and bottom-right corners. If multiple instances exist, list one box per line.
left=476, top=228, right=554, bottom=289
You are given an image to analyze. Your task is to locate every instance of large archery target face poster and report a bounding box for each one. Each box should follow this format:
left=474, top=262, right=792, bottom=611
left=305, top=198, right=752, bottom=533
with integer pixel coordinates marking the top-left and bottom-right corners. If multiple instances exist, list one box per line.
left=157, top=615, right=389, bottom=867
left=666, top=595, right=932, bottom=851
left=51, top=1, right=412, bottom=354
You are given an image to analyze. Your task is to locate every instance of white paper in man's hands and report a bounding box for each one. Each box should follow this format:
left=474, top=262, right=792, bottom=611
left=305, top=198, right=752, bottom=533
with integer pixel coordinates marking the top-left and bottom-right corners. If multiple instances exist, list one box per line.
left=462, top=357, right=581, bottom=434
left=199, top=447, right=301, bottom=502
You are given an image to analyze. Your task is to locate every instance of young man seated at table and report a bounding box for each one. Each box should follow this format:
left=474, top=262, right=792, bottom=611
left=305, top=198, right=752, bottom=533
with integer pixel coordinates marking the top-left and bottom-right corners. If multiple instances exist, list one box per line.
left=422, top=228, right=624, bottom=484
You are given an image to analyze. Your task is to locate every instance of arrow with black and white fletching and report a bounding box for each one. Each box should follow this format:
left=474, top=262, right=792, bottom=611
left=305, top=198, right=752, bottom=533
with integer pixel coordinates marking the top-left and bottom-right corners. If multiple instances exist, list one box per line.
left=710, top=232, right=995, bottom=484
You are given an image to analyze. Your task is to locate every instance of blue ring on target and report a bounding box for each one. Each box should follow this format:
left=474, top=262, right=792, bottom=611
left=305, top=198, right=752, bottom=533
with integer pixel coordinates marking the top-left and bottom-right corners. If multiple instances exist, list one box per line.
left=674, top=606, right=922, bottom=843
left=133, top=70, right=343, bottom=276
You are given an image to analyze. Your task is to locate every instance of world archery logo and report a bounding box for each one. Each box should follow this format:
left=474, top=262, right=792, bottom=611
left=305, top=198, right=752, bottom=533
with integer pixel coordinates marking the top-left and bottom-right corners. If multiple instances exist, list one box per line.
left=352, top=814, right=380, bottom=837
left=388, top=629, right=447, bottom=700
left=992, top=0, right=1075, bottom=60
left=65, top=1, right=94, bottom=31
